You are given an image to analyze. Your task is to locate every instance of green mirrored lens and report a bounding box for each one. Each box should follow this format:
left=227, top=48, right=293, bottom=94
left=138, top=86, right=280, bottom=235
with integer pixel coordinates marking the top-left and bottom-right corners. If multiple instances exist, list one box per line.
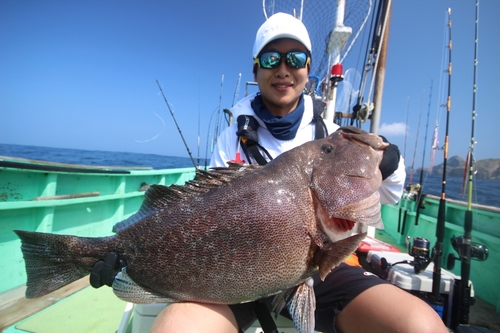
left=286, top=52, right=308, bottom=68
left=260, top=52, right=282, bottom=68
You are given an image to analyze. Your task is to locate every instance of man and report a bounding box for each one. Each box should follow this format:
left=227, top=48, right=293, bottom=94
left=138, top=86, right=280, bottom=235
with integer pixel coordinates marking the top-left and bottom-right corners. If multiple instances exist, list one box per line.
left=150, top=12, right=448, bottom=333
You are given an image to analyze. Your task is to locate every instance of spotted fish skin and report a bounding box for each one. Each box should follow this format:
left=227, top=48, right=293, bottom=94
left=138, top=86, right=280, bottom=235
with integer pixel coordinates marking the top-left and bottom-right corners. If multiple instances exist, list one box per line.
left=15, top=126, right=387, bottom=332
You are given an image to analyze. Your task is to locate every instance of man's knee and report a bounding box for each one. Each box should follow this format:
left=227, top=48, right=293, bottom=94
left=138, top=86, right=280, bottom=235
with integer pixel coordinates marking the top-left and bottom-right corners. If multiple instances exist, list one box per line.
left=150, top=303, right=239, bottom=333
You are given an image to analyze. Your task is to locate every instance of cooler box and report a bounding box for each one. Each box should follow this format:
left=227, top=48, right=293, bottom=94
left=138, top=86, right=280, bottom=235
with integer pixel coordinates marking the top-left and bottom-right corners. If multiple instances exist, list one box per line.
left=357, top=236, right=402, bottom=253
left=366, top=251, right=473, bottom=296
left=356, top=235, right=401, bottom=271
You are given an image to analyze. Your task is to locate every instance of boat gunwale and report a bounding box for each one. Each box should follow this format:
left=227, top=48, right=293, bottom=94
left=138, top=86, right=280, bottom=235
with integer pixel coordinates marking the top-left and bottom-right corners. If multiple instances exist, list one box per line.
left=420, top=193, right=500, bottom=214
left=0, top=155, right=199, bottom=175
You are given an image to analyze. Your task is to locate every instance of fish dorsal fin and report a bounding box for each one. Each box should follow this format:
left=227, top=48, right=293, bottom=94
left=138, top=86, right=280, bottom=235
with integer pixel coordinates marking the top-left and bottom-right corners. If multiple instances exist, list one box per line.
left=113, top=164, right=261, bottom=232
left=314, top=232, right=366, bottom=280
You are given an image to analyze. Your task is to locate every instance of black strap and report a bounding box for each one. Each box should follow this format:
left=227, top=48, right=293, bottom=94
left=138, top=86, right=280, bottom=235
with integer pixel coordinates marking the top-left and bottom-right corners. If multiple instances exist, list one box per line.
left=236, top=115, right=272, bottom=166
left=255, top=301, right=279, bottom=333
left=312, top=98, right=328, bottom=140
left=242, top=141, right=269, bottom=166
left=237, top=100, right=328, bottom=166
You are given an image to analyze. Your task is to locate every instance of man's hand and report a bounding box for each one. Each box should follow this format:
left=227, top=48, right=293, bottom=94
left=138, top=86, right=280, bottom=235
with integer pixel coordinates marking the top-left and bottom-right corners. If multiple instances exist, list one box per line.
left=90, top=252, right=127, bottom=288
left=378, top=136, right=401, bottom=180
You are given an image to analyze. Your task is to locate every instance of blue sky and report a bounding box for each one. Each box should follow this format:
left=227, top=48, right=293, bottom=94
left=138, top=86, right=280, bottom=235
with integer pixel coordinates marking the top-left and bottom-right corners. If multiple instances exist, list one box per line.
left=1, top=1, right=498, bottom=170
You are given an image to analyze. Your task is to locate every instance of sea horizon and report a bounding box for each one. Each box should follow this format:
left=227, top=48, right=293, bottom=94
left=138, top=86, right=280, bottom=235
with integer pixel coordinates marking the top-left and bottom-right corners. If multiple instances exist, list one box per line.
left=1, top=143, right=499, bottom=208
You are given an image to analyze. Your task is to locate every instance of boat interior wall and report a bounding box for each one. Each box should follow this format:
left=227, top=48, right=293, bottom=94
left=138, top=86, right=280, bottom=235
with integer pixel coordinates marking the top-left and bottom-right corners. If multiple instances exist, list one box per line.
left=0, top=167, right=197, bottom=295
left=0, top=165, right=196, bottom=202
left=381, top=197, right=500, bottom=312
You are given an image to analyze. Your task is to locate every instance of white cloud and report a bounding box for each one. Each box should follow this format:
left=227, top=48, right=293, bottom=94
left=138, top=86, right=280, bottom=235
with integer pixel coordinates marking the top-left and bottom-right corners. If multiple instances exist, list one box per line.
left=378, top=122, right=407, bottom=137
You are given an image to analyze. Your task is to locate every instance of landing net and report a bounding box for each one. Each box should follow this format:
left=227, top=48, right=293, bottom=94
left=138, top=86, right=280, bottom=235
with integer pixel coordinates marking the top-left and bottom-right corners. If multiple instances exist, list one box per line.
left=263, top=0, right=372, bottom=96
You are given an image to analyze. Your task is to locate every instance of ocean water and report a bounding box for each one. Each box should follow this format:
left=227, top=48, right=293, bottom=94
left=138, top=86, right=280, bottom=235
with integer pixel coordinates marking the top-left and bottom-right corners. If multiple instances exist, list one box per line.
left=1, top=143, right=499, bottom=208
left=0, top=143, right=206, bottom=170
left=405, top=172, right=500, bottom=208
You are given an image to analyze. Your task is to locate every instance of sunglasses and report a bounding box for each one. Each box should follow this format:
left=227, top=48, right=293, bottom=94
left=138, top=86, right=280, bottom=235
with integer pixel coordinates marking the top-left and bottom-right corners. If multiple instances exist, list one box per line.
left=254, top=51, right=310, bottom=69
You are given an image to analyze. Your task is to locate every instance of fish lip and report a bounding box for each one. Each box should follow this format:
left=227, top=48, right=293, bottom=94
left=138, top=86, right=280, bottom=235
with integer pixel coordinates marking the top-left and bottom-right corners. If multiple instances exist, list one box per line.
left=337, top=128, right=388, bottom=151
left=330, top=192, right=382, bottom=227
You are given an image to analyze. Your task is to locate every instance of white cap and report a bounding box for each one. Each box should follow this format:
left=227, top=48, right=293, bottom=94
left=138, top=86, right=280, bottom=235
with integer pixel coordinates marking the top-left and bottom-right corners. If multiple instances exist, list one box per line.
left=252, top=12, right=312, bottom=59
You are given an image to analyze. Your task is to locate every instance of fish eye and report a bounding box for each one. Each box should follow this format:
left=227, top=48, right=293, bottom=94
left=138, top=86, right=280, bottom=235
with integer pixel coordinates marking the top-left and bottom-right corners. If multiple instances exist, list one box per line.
left=321, top=144, right=333, bottom=154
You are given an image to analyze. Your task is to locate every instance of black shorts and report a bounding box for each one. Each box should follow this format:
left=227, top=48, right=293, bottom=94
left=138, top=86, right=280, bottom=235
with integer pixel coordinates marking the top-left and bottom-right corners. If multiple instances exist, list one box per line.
left=229, top=262, right=389, bottom=333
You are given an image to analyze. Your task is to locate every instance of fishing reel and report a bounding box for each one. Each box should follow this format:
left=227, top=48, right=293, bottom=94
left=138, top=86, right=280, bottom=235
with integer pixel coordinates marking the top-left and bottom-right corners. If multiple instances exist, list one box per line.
left=402, top=183, right=421, bottom=201
left=446, top=235, right=489, bottom=270
left=380, top=237, right=432, bottom=274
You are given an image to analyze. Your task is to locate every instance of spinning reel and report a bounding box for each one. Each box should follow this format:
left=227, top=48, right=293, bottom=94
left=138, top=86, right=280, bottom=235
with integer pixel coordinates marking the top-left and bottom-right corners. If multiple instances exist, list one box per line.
left=380, top=236, right=433, bottom=274
left=446, top=235, right=489, bottom=270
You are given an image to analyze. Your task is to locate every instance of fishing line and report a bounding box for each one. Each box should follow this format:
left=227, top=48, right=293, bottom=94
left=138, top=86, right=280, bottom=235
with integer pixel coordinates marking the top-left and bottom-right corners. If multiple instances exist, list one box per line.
left=134, top=112, right=166, bottom=143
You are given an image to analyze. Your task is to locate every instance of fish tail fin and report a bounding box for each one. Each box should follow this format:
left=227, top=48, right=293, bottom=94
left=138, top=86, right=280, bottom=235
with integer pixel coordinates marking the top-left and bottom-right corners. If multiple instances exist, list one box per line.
left=14, top=230, right=109, bottom=298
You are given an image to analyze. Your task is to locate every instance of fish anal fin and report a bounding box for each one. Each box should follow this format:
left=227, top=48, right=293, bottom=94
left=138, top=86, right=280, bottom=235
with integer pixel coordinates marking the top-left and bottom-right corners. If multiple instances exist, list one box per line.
left=314, top=232, right=366, bottom=280
left=286, top=278, right=316, bottom=333
left=112, top=269, right=175, bottom=304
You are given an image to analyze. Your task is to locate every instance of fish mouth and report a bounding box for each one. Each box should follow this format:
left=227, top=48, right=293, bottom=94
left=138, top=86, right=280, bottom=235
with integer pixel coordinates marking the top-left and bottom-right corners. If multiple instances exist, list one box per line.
left=331, top=217, right=356, bottom=232
left=314, top=191, right=382, bottom=243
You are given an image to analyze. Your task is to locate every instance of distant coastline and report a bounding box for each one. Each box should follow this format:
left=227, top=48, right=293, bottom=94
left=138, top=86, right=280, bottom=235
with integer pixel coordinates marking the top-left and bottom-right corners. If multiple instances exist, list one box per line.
left=407, top=156, right=500, bottom=180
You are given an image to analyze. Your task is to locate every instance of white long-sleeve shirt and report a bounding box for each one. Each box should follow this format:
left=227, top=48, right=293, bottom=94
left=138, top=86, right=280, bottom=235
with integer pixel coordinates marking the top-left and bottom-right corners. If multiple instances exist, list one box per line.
left=210, top=93, right=405, bottom=204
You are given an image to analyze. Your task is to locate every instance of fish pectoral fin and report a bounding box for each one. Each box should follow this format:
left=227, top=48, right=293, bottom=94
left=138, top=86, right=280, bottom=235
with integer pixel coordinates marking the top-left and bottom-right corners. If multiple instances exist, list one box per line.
left=314, top=232, right=367, bottom=280
left=286, top=278, right=316, bottom=333
left=112, top=269, right=176, bottom=304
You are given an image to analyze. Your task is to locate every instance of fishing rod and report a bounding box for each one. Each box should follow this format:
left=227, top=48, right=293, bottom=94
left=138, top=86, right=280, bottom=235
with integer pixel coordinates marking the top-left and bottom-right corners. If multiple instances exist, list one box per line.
left=408, top=90, right=424, bottom=186
left=456, top=1, right=478, bottom=322
left=213, top=75, right=224, bottom=147
left=403, top=97, right=410, bottom=167
left=156, top=79, right=197, bottom=169
left=351, top=0, right=382, bottom=128
left=223, top=73, right=243, bottom=127
left=427, top=7, right=452, bottom=314
left=419, top=82, right=432, bottom=186
left=413, top=82, right=433, bottom=227
left=448, top=1, right=489, bottom=327
left=197, top=77, right=201, bottom=168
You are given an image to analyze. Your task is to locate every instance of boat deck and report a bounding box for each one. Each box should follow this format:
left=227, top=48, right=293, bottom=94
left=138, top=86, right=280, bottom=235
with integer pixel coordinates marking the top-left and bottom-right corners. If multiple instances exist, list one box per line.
left=0, top=278, right=127, bottom=333
left=1, top=276, right=498, bottom=333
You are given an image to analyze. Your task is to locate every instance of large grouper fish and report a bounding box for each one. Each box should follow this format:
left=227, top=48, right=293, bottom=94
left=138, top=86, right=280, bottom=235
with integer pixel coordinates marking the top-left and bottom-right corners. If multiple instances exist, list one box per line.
left=15, top=126, right=388, bottom=333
